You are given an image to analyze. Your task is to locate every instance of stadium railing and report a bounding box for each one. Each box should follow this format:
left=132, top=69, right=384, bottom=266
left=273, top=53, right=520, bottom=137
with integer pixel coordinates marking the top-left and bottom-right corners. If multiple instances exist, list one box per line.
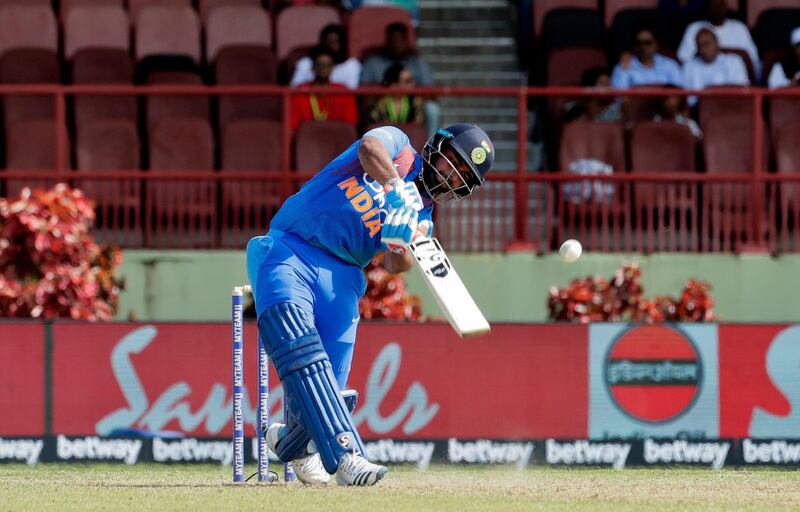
left=1, top=84, right=798, bottom=253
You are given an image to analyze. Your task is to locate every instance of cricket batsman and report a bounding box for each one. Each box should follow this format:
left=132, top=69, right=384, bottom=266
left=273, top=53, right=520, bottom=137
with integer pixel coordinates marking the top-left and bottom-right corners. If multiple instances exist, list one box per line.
left=245, top=123, right=494, bottom=485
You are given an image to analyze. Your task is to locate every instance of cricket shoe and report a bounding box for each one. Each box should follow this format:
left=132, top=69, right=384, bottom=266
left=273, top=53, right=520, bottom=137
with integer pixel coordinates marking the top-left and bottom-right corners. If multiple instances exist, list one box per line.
left=335, top=452, right=388, bottom=486
left=265, top=423, right=331, bottom=485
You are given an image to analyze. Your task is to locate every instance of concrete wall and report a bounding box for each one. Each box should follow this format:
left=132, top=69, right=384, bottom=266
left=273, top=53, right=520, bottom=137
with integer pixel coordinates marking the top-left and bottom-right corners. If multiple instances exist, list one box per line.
left=116, top=250, right=800, bottom=322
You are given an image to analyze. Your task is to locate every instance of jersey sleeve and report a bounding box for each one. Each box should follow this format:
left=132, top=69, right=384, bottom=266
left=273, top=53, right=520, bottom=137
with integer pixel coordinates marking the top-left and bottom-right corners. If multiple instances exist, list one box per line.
left=361, top=125, right=411, bottom=160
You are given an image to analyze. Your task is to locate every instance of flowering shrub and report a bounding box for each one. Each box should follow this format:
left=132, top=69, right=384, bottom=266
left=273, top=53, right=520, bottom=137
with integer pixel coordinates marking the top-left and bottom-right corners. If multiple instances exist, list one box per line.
left=547, top=263, right=715, bottom=323
left=359, top=256, right=422, bottom=321
left=0, top=184, right=123, bottom=320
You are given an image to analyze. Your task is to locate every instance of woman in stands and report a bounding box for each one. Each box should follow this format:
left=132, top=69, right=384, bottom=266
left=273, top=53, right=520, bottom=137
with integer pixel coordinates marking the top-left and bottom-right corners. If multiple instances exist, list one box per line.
left=366, top=63, right=426, bottom=126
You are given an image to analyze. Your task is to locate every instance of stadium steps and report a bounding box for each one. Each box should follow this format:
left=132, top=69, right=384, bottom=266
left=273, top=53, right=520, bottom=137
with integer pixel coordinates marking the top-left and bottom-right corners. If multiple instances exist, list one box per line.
left=417, top=0, right=529, bottom=172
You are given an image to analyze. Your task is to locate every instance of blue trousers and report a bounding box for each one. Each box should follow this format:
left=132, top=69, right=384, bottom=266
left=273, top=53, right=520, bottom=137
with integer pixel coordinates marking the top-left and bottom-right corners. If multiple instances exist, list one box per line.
left=246, top=231, right=366, bottom=388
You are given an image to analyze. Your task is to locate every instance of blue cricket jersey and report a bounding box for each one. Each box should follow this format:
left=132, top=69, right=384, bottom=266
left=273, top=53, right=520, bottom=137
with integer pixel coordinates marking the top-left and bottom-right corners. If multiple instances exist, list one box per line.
left=270, top=126, right=434, bottom=268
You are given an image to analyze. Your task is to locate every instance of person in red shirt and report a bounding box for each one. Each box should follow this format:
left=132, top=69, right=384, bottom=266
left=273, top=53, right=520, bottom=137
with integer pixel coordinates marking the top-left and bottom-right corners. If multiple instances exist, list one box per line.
left=290, top=47, right=358, bottom=130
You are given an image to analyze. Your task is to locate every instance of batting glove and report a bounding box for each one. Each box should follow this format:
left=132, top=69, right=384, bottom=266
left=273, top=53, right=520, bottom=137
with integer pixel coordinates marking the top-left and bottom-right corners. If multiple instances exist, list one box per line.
left=384, top=179, right=424, bottom=211
left=381, top=206, right=419, bottom=251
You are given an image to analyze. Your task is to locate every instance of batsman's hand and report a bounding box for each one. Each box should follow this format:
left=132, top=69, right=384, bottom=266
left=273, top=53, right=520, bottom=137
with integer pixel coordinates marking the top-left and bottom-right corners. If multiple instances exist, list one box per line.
left=381, top=206, right=418, bottom=252
left=384, top=179, right=424, bottom=211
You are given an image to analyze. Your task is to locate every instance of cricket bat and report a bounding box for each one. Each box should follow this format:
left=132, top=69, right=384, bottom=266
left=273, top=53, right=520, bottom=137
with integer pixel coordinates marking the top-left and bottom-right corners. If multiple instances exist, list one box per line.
left=408, top=236, right=490, bottom=337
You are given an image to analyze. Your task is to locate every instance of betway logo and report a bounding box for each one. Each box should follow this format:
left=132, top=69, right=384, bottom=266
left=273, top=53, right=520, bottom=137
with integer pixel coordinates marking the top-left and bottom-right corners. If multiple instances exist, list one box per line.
left=546, top=439, right=631, bottom=469
left=153, top=438, right=232, bottom=464
left=448, top=439, right=533, bottom=469
left=365, top=440, right=435, bottom=470
left=0, top=438, right=43, bottom=465
left=743, top=439, right=800, bottom=464
left=643, top=439, right=729, bottom=469
left=57, top=435, right=142, bottom=464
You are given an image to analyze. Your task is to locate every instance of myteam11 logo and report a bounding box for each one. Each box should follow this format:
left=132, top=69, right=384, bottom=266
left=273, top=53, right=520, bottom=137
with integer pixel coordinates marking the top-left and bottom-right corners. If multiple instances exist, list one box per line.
left=589, top=324, right=719, bottom=439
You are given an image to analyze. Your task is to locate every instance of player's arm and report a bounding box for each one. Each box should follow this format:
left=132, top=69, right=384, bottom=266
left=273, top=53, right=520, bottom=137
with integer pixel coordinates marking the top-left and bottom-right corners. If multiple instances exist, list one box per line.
left=358, top=133, right=402, bottom=186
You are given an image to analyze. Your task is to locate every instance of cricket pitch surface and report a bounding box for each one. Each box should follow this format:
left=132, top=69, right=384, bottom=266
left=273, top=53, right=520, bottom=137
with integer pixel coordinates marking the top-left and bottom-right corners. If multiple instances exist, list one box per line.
left=4, top=464, right=800, bottom=511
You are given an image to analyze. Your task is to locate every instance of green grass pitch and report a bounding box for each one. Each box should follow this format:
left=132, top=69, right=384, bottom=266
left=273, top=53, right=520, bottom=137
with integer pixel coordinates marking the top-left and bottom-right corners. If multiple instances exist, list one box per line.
left=3, top=464, right=800, bottom=511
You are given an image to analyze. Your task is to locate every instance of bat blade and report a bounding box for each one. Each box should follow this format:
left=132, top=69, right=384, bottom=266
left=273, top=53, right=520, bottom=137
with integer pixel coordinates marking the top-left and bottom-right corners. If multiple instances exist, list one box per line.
left=409, top=237, right=490, bottom=337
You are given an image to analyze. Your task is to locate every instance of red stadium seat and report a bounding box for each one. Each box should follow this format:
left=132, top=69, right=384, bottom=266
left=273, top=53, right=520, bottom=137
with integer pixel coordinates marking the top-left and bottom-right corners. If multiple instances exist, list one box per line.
left=74, top=119, right=141, bottom=244
left=65, top=5, right=134, bottom=126
left=72, top=50, right=136, bottom=125
left=348, top=6, right=412, bottom=60
left=129, top=0, right=191, bottom=23
left=60, top=0, right=124, bottom=17
left=0, top=49, right=59, bottom=129
left=558, top=120, right=627, bottom=250
left=769, top=97, right=800, bottom=142
left=365, top=122, right=428, bottom=153
left=534, top=0, right=598, bottom=39
left=697, top=87, right=753, bottom=133
left=206, top=5, right=271, bottom=63
left=631, top=121, right=696, bottom=172
left=702, top=116, right=762, bottom=250
left=775, top=123, right=800, bottom=174
left=630, top=121, right=697, bottom=224
left=76, top=119, right=140, bottom=171
left=220, top=120, right=283, bottom=246
left=294, top=120, right=357, bottom=172
left=773, top=122, right=800, bottom=251
left=0, top=0, right=50, bottom=7
left=560, top=120, right=626, bottom=172
left=199, top=0, right=261, bottom=20
left=216, top=47, right=280, bottom=127
left=546, top=47, right=606, bottom=85
left=147, top=118, right=216, bottom=248
left=0, top=5, right=57, bottom=55
left=704, top=117, right=753, bottom=174
left=275, top=5, right=340, bottom=61
left=4, top=120, right=66, bottom=197
left=146, top=72, right=209, bottom=129
left=222, top=120, right=282, bottom=171
left=149, top=118, right=214, bottom=170
left=64, top=5, right=128, bottom=60
left=135, top=5, right=201, bottom=65
left=604, top=0, right=657, bottom=28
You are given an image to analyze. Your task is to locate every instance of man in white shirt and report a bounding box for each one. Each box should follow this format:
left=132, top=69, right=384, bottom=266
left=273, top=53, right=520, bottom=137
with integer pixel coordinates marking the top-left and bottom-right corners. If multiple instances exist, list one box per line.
left=683, top=28, right=749, bottom=105
left=677, top=0, right=760, bottom=80
left=768, top=27, right=800, bottom=89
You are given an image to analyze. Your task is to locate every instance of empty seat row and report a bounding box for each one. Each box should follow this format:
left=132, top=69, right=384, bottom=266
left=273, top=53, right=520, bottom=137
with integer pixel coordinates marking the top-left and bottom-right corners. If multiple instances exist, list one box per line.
left=559, top=117, right=799, bottom=176
left=0, top=3, right=412, bottom=69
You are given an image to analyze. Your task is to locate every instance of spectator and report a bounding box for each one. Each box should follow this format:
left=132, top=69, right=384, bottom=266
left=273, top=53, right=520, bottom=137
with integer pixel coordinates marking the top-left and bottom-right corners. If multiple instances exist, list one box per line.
left=291, top=24, right=362, bottom=90
left=367, top=63, right=426, bottom=125
left=768, top=27, right=800, bottom=89
left=676, top=0, right=760, bottom=79
left=653, top=87, right=703, bottom=139
left=564, top=67, right=623, bottom=123
left=683, top=28, right=749, bottom=105
left=611, top=27, right=685, bottom=89
left=361, top=23, right=432, bottom=86
left=360, top=22, right=439, bottom=135
left=290, top=48, right=358, bottom=130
